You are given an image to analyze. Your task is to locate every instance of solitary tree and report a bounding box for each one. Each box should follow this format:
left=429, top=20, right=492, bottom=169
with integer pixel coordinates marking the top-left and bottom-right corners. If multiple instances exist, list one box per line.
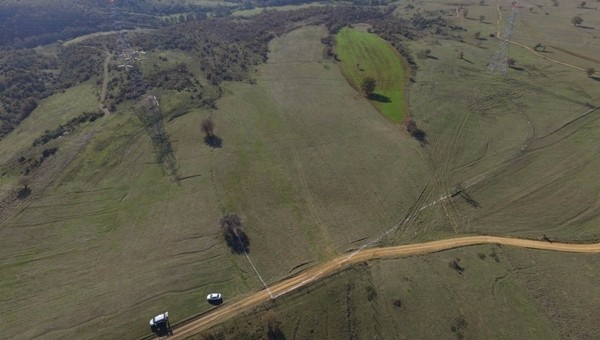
left=201, top=116, right=222, bottom=148
left=533, top=42, right=545, bottom=51
left=586, top=67, right=596, bottom=77
left=458, top=51, right=464, bottom=59
left=17, top=176, right=32, bottom=199
left=571, top=16, right=583, bottom=26
left=361, top=76, right=377, bottom=98
left=479, top=15, right=485, bottom=23
left=417, top=49, right=432, bottom=59
left=262, top=311, right=284, bottom=340
left=201, top=117, right=214, bottom=136
left=474, top=31, right=481, bottom=40
left=220, top=213, right=249, bottom=254
left=579, top=1, right=587, bottom=8
left=507, top=58, right=517, bottom=67
left=463, top=9, right=469, bottom=18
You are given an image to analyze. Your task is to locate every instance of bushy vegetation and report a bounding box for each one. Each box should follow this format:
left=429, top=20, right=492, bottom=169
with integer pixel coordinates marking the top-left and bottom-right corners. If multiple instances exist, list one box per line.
left=1, top=4, right=450, bottom=141
left=32, top=111, right=104, bottom=147
left=0, top=50, right=58, bottom=137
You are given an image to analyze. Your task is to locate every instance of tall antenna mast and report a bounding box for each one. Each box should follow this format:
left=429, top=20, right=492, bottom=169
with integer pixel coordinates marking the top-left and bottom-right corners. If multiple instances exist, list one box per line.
left=487, top=1, right=519, bottom=75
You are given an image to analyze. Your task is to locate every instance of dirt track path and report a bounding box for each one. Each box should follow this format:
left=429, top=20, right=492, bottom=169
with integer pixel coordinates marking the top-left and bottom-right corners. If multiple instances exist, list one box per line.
left=494, top=0, right=587, bottom=72
left=171, top=235, right=600, bottom=338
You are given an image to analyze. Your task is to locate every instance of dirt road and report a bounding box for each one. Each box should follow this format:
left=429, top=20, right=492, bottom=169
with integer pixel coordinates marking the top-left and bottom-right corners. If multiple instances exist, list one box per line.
left=171, top=235, right=600, bottom=339
left=493, top=0, right=587, bottom=72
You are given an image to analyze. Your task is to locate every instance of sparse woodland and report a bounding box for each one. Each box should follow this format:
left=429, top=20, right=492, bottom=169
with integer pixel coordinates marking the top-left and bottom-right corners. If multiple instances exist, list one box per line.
left=1, top=3, right=450, bottom=143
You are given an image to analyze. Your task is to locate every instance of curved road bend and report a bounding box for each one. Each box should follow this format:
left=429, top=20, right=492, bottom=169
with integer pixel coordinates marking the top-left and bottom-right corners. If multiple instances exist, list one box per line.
left=172, top=236, right=600, bottom=338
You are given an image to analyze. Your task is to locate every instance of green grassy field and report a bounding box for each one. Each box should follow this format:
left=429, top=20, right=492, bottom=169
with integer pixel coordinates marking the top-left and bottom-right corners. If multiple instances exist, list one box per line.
left=0, top=25, right=430, bottom=339
left=335, top=27, right=407, bottom=122
left=404, top=0, right=599, bottom=242
left=2, top=0, right=600, bottom=338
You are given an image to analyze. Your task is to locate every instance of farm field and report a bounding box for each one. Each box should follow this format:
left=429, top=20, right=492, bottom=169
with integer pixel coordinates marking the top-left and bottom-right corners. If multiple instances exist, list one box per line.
left=335, top=26, right=408, bottom=122
left=1, top=0, right=600, bottom=339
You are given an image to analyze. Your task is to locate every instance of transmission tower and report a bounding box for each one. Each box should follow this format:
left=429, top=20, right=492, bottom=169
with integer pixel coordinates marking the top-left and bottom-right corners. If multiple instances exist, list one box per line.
left=487, top=1, right=519, bottom=75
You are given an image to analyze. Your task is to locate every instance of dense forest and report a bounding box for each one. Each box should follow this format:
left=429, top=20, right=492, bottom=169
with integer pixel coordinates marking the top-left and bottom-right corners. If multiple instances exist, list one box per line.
left=0, top=0, right=217, bottom=48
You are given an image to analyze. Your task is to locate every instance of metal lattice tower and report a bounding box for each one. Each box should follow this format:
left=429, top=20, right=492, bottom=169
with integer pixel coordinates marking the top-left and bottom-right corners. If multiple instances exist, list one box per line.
left=487, top=2, right=519, bottom=75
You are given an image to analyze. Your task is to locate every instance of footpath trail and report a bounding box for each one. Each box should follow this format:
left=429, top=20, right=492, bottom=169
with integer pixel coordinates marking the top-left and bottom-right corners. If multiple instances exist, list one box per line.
left=171, top=236, right=600, bottom=339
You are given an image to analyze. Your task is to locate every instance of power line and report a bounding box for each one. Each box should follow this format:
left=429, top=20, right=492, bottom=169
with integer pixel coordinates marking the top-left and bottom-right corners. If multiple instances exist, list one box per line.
left=487, top=1, right=519, bottom=75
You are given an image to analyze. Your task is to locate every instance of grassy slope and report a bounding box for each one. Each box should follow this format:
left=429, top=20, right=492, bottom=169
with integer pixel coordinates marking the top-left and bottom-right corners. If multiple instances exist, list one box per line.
left=211, top=25, right=430, bottom=282
left=2, top=1, right=600, bottom=338
left=208, top=245, right=600, bottom=339
left=0, top=25, right=430, bottom=339
left=397, top=0, right=600, bottom=242
left=206, top=3, right=600, bottom=338
left=0, top=101, right=261, bottom=339
left=335, top=27, right=407, bottom=122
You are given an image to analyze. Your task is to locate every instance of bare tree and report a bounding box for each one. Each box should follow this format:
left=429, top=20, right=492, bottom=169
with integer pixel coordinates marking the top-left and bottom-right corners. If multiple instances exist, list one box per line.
left=220, top=213, right=249, bottom=254
left=449, top=258, right=465, bottom=274
left=533, top=42, right=545, bottom=51
left=17, top=176, right=32, bottom=199
left=406, top=119, right=427, bottom=145
left=474, top=31, right=481, bottom=40
left=201, top=117, right=214, bottom=136
left=571, top=16, right=583, bottom=26
left=201, top=117, right=222, bottom=148
left=507, top=57, right=517, bottom=67
left=262, top=311, right=284, bottom=340
left=361, top=76, right=376, bottom=98
left=579, top=1, right=587, bottom=8
left=479, top=15, right=485, bottom=23
left=586, top=67, right=596, bottom=77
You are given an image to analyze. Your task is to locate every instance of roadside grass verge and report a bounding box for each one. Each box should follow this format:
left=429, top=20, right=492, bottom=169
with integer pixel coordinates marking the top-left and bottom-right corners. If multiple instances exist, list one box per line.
left=335, top=27, right=407, bottom=122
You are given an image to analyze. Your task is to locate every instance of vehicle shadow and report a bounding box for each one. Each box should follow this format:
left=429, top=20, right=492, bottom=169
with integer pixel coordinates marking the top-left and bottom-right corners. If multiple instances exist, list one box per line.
left=208, top=298, right=223, bottom=306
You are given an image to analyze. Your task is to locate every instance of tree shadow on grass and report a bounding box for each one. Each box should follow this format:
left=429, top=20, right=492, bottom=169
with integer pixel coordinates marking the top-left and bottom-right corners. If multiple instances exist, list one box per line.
left=578, top=25, right=595, bottom=30
left=204, top=134, right=223, bottom=148
left=590, top=76, right=600, bottom=82
left=221, top=214, right=250, bottom=254
left=509, top=66, right=524, bottom=71
left=368, top=93, right=391, bottom=103
left=17, top=187, right=31, bottom=199
left=224, top=229, right=250, bottom=254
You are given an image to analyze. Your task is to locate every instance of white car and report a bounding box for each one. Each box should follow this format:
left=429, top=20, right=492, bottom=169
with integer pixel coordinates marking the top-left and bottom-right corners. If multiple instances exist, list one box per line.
left=207, top=293, right=222, bottom=302
left=149, top=312, right=171, bottom=336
